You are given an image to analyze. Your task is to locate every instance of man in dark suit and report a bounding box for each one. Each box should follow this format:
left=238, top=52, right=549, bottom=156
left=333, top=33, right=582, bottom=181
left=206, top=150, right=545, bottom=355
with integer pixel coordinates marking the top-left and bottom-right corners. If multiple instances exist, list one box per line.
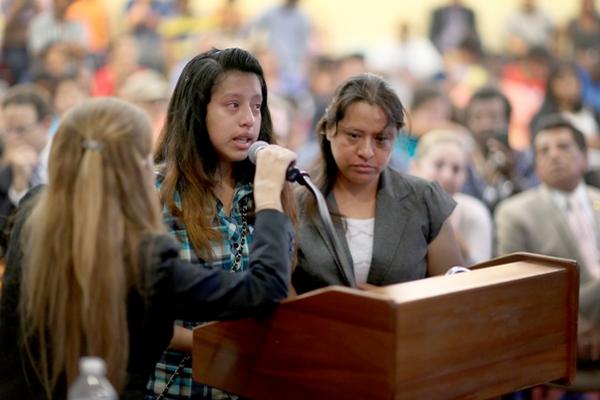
left=428, top=0, right=481, bottom=54
left=0, top=84, right=53, bottom=234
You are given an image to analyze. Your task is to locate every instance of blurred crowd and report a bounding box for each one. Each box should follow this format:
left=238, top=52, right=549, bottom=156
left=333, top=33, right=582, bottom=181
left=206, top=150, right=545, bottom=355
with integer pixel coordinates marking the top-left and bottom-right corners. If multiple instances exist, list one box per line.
left=3, top=1, right=600, bottom=398
left=1, top=0, right=600, bottom=258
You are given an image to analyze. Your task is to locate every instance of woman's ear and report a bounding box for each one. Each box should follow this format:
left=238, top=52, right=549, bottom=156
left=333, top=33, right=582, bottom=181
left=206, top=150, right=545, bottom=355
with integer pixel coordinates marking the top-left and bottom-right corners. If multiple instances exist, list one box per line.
left=325, top=126, right=336, bottom=141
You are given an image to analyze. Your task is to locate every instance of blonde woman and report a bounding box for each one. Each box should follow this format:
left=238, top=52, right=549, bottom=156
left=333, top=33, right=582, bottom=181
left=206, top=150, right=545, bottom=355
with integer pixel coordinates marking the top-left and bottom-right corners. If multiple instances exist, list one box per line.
left=411, top=129, right=493, bottom=264
left=0, top=98, right=295, bottom=399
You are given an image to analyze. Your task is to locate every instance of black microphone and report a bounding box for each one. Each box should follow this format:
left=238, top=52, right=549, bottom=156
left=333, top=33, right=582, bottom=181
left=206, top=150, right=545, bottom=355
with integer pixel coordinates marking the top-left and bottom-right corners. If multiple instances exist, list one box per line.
left=248, top=140, right=303, bottom=183
left=248, top=141, right=355, bottom=287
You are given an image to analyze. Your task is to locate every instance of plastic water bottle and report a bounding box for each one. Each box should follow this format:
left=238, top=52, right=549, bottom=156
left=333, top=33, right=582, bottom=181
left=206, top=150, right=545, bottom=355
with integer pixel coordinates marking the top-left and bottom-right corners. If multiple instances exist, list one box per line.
left=67, top=357, right=118, bottom=400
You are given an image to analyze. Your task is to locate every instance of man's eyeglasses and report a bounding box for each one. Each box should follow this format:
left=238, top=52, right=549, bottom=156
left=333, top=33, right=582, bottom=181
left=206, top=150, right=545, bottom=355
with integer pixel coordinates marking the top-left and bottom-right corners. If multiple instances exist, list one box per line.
left=0, top=122, right=39, bottom=136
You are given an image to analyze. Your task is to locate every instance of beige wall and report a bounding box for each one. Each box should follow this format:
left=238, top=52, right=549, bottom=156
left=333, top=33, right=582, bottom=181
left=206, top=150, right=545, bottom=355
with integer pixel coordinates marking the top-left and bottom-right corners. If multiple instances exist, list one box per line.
left=103, top=0, right=590, bottom=53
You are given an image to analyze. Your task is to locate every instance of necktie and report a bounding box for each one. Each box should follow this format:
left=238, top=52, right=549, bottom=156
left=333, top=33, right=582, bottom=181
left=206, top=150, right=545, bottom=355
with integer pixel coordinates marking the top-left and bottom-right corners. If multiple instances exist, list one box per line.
left=566, top=195, right=600, bottom=279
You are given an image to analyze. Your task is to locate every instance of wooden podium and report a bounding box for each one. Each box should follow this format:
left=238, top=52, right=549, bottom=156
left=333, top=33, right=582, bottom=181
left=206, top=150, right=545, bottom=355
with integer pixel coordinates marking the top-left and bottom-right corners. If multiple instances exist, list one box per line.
left=192, top=253, right=579, bottom=399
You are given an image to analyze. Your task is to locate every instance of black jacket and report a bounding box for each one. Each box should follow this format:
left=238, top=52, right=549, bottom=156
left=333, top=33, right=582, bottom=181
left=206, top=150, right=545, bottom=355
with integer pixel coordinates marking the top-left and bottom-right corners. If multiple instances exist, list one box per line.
left=0, top=193, right=293, bottom=399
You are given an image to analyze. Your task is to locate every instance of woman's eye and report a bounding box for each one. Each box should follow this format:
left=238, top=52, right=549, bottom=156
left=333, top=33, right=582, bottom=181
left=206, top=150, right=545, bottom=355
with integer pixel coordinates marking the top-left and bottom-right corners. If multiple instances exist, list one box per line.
left=227, top=102, right=239, bottom=110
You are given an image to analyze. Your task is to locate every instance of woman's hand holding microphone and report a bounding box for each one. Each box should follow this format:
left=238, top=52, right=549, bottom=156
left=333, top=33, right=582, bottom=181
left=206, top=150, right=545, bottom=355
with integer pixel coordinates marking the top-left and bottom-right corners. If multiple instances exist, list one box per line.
left=251, top=142, right=297, bottom=212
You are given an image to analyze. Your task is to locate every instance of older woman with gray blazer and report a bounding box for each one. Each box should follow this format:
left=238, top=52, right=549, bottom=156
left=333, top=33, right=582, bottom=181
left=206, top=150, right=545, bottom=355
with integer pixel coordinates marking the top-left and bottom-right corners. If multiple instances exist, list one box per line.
left=293, top=74, right=464, bottom=294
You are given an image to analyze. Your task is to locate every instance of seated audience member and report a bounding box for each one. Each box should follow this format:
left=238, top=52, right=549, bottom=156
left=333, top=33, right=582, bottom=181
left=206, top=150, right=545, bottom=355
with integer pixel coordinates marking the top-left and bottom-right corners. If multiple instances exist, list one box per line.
left=495, top=114, right=600, bottom=362
left=428, top=0, right=481, bottom=55
left=531, top=62, right=600, bottom=180
left=50, top=72, right=91, bottom=118
left=390, top=85, right=458, bottom=172
left=1, top=0, right=39, bottom=85
left=27, top=0, right=89, bottom=57
left=0, top=84, right=53, bottom=233
left=213, top=0, right=244, bottom=38
left=443, top=37, right=490, bottom=109
left=411, top=129, right=492, bottom=264
left=91, top=35, right=140, bottom=97
left=463, top=86, right=537, bottom=210
left=117, top=68, right=170, bottom=145
left=65, top=0, right=111, bottom=64
left=500, top=46, right=549, bottom=150
left=0, top=97, right=295, bottom=399
left=504, top=0, right=555, bottom=57
left=367, top=20, right=444, bottom=99
left=28, top=40, right=91, bottom=97
left=245, top=0, right=311, bottom=98
left=292, top=73, right=463, bottom=295
left=566, top=0, right=600, bottom=67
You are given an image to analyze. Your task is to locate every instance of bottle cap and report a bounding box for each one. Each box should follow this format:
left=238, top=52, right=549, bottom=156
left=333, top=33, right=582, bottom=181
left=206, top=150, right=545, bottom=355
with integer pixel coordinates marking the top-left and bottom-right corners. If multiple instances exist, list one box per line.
left=79, top=357, right=107, bottom=376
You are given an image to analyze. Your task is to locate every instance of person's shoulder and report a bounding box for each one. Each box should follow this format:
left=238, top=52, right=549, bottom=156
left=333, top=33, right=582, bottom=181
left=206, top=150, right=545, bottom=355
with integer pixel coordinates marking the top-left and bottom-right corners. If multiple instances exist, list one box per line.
left=431, top=6, right=444, bottom=16
left=137, top=233, right=182, bottom=288
left=455, top=193, right=491, bottom=223
left=381, top=170, right=457, bottom=215
left=383, top=168, right=441, bottom=196
left=384, top=167, right=425, bottom=186
left=455, top=192, right=489, bottom=213
left=495, top=187, right=541, bottom=215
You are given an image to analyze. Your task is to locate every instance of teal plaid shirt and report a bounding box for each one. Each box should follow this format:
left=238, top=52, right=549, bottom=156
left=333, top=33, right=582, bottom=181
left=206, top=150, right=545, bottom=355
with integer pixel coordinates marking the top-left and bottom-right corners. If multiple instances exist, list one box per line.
left=146, top=176, right=254, bottom=400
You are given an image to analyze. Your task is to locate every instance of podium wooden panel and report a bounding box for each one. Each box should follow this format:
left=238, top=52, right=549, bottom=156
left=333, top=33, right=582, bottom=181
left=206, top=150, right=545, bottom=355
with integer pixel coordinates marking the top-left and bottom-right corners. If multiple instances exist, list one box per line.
left=192, top=253, right=579, bottom=399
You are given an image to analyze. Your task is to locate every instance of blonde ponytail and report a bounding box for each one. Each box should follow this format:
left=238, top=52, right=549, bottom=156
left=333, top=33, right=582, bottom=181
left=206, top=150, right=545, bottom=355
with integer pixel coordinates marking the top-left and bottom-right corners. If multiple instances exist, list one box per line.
left=19, top=98, right=164, bottom=397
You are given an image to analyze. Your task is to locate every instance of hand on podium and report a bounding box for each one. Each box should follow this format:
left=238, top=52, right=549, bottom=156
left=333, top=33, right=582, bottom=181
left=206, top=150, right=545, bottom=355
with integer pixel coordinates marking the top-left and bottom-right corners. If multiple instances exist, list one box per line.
left=445, top=266, right=471, bottom=275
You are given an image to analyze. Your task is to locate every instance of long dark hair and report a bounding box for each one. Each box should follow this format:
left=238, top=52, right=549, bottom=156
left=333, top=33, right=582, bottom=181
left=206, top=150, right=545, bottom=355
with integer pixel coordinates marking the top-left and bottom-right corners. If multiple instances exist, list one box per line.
left=154, top=48, right=295, bottom=258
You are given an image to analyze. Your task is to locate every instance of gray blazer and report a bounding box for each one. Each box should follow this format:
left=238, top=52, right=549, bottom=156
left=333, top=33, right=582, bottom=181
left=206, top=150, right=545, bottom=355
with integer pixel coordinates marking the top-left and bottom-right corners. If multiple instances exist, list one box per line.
left=495, top=184, right=600, bottom=287
left=292, top=168, right=456, bottom=294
